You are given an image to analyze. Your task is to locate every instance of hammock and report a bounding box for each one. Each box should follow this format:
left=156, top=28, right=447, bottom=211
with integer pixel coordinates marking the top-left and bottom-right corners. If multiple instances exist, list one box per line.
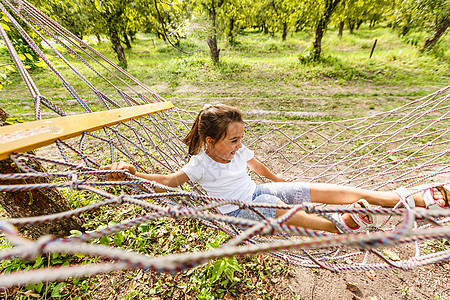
left=0, top=0, right=449, bottom=287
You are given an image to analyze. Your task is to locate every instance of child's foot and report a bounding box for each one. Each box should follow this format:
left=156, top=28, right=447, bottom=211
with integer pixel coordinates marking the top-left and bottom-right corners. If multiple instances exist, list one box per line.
left=332, top=199, right=376, bottom=233
left=397, top=184, right=449, bottom=209
left=341, top=203, right=367, bottom=226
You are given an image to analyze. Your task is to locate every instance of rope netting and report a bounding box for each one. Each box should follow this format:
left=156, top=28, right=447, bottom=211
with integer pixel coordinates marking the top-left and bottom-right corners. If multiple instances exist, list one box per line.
left=0, top=0, right=449, bottom=287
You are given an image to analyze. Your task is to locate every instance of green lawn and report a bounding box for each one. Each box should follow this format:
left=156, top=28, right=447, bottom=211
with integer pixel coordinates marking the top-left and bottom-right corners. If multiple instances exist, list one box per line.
left=1, top=25, right=449, bottom=122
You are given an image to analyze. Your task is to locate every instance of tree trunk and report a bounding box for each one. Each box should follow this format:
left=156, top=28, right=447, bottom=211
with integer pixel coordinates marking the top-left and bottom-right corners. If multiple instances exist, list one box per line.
left=205, top=4, right=220, bottom=62
left=400, top=15, right=412, bottom=36
left=338, top=21, right=344, bottom=37
left=129, top=31, right=136, bottom=42
left=422, top=16, right=449, bottom=51
left=228, top=17, right=235, bottom=44
left=123, top=32, right=132, bottom=49
left=348, top=20, right=355, bottom=34
left=282, top=22, right=288, bottom=41
left=0, top=108, right=83, bottom=239
left=356, top=19, right=363, bottom=30
left=110, top=30, right=127, bottom=69
left=207, top=36, right=220, bottom=62
left=313, top=18, right=326, bottom=61
left=312, top=0, right=341, bottom=61
left=294, top=19, right=303, bottom=32
left=156, top=31, right=166, bottom=41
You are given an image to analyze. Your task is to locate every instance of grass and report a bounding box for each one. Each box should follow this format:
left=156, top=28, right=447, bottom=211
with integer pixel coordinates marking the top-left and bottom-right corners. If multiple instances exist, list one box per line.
left=0, top=23, right=449, bottom=299
left=1, top=25, right=449, bottom=122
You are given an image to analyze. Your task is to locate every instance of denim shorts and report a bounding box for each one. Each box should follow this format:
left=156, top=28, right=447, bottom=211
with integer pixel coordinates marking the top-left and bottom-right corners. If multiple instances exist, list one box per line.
left=226, top=182, right=311, bottom=221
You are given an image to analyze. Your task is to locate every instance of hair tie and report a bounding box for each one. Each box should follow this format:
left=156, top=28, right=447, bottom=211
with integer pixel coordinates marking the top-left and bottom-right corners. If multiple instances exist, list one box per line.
left=202, top=104, right=212, bottom=111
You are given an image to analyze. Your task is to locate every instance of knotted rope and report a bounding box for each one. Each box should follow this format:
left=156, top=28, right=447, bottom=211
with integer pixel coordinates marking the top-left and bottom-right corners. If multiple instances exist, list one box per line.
left=0, top=0, right=449, bottom=287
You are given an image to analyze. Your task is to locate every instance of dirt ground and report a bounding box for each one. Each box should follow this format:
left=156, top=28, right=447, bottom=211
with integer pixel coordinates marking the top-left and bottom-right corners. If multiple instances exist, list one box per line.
left=86, top=248, right=450, bottom=300
left=213, top=242, right=450, bottom=300
left=280, top=263, right=450, bottom=300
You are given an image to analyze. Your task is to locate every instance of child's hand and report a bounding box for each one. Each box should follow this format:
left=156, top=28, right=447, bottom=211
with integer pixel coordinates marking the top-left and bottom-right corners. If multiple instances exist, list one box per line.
left=100, top=162, right=136, bottom=180
left=273, top=173, right=289, bottom=182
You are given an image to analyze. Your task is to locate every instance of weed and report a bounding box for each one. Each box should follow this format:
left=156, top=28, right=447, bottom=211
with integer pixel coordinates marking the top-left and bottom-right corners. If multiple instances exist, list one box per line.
left=421, top=238, right=450, bottom=254
left=184, top=232, right=242, bottom=298
left=401, top=286, right=411, bottom=299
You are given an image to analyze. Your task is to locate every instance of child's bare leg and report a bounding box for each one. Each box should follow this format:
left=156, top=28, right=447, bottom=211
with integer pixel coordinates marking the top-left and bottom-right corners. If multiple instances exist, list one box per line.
left=275, top=200, right=362, bottom=233
left=309, top=183, right=445, bottom=208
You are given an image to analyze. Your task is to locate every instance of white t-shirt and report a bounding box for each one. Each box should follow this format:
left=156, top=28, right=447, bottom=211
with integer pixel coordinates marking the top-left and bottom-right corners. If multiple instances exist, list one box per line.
left=181, top=145, right=256, bottom=214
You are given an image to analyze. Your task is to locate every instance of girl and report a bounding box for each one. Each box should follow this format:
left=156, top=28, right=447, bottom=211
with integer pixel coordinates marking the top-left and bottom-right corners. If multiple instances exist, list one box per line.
left=101, top=104, right=449, bottom=233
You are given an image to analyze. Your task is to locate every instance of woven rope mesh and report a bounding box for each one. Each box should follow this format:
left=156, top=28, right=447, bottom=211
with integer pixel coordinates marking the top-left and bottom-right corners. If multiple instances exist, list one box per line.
left=0, top=0, right=449, bottom=287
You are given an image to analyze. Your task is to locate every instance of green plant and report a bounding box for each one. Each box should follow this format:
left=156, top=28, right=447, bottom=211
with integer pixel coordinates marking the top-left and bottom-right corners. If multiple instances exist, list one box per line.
left=184, top=232, right=243, bottom=299
left=0, top=14, right=48, bottom=91
left=421, top=238, right=450, bottom=254
left=401, top=286, right=411, bottom=299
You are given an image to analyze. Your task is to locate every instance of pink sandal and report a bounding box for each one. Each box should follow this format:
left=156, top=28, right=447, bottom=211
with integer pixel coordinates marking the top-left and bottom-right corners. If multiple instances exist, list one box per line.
left=396, top=183, right=450, bottom=210
left=332, top=199, right=377, bottom=233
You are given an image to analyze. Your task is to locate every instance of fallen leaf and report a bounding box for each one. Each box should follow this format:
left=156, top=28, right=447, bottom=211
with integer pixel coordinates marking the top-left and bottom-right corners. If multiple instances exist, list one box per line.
left=346, top=282, right=358, bottom=292
left=223, top=292, right=235, bottom=300
left=22, top=290, right=40, bottom=298
left=382, top=249, right=400, bottom=261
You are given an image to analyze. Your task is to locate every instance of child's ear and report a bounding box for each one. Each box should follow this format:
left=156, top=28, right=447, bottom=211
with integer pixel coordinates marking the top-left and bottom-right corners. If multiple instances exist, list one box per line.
left=205, top=136, right=214, bottom=148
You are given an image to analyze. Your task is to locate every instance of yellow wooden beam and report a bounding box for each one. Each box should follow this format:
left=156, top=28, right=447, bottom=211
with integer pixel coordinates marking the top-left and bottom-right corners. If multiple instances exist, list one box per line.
left=0, top=102, right=174, bottom=160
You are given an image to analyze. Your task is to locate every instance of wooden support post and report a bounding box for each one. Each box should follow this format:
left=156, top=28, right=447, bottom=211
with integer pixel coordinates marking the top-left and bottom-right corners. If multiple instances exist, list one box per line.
left=369, top=39, right=377, bottom=59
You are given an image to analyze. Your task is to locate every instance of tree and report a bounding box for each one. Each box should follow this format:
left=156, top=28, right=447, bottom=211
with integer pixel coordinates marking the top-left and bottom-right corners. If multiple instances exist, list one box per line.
left=266, top=0, right=298, bottom=41
left=219, top=0, right=247, bottom=45
left=31, top=0, right=91, bottom=40
left=202, top=0, right=226, bottom=62
left=420, top=0, right=449, bottom=50
left=135, top=0, right=169, bottom=40
left=83, top=0, right=134, bottom=69
left=422, top=16, right=449, bottom=50
left=0, top=108, right=83, bottom=239
left=135, top=0, right=196, bottom=54
left=0, top=8, right=48, bottom=90
left=391, top=0, right=449, bottom=51
left=312, top=0, right=342, bottom=61
left=253, top=1, right=277, bottom=34
left=334, top=0, right=390, bottom=37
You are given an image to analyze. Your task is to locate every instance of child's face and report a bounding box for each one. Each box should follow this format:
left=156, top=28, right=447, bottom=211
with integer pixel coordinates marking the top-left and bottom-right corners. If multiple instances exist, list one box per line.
left=206, top=121, right=244, bottom=163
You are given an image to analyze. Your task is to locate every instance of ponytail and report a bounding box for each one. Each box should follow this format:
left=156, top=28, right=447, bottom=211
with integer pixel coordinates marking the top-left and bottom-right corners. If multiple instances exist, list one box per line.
left=183, top=104, right=243, bottom=156
left=183, top=112, right=203, bottom=155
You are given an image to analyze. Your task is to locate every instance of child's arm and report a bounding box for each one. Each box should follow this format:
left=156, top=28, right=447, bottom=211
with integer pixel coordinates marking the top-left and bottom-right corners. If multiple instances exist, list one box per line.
left=100, top=162, right=190, bottom=189
left=247, top=158, right=288, bottom=182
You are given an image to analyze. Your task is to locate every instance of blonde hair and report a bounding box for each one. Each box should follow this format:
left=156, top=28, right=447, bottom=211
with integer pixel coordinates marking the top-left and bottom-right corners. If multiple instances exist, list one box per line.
left=183, top=104, right=243, bottom=155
